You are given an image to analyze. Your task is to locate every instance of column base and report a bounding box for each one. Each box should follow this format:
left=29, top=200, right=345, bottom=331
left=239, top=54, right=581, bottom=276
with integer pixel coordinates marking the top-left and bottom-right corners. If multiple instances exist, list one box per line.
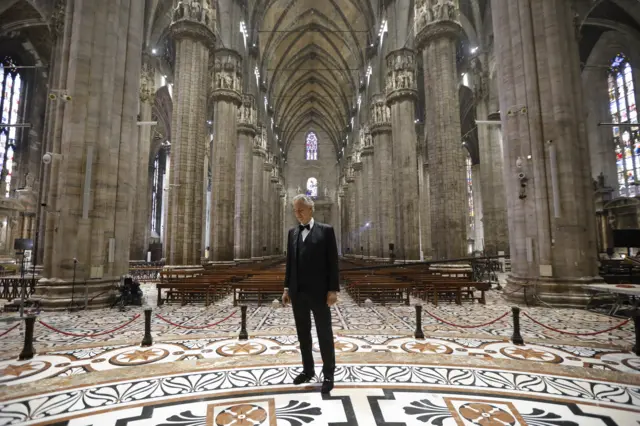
left=251, top=256, right=265, bottom=261
left=34, top=277, right=118, bottom=310
left=503, top=274, right=605, bottom=308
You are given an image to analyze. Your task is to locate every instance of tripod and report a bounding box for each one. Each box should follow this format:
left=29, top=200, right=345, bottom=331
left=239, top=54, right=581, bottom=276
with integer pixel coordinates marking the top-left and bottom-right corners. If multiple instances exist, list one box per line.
left=68, top=258, right=81, bottom=312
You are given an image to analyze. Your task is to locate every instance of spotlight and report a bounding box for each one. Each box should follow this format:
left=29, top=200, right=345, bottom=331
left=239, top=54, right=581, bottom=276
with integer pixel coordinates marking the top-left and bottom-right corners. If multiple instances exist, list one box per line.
left=152, top=48, right=157, bottom=55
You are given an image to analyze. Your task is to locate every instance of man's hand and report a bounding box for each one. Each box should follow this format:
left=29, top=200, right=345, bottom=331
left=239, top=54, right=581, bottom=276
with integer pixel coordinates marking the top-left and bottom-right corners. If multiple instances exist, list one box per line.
left=282, top=290, right=291, bottom=306
left=327, top=291, right=338, bottom=307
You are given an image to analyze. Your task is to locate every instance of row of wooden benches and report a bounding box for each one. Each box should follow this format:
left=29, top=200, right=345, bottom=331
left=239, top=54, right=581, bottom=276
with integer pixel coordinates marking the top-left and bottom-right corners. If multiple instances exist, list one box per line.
left=155, top=261, right=490, bottom=307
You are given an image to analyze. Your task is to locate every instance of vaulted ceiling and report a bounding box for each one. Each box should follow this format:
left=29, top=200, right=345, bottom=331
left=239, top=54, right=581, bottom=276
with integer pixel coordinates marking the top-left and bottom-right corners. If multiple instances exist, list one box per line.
left=253, top=0, right=376, bottom=156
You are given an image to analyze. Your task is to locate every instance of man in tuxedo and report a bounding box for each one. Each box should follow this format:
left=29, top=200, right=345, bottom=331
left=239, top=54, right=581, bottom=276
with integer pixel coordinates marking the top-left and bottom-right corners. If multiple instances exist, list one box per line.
left=283, top=194, right=339, bottom=394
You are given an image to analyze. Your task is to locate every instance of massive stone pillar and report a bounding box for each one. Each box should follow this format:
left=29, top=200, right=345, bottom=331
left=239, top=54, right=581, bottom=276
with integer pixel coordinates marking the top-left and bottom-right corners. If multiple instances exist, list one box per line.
left=492, top=0, right=599, bottom=306
left=38, top=0, right=145, bottom=308
left=251, top=126, right=265, bottom=259
left=166, top=1, right=216, bottom=265
left=346, top=163, right=356, bottom=256
left=234, top=95, right=256, bottom=261
left=262, top=154, right=273, bottom=257
left=270, top=166, right=279, bottom=255
left=209, top=50, right=242, bottom=262
left=386, top=49, right=420, bottom=260
left=276, top=179, right=284, bottom=254
left=353, top=154, right=363, bottom=257
left=371, top=94, right=394, bottom=260
left=361, top=126, right=376, bottom=259
left=479, top=112, right=509, bottom=255
left=419, top=159, right=432, bottom=259
left=338, top=180, right=347, bottom=255
left=130, top=60, right=155, bottom=260
left=415, top=0, right=467, bottom=260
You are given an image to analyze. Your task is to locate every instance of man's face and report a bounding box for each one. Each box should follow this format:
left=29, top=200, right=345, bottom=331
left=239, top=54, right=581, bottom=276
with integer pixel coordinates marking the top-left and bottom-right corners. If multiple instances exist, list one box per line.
left=293, top=199, right=313, bottom=225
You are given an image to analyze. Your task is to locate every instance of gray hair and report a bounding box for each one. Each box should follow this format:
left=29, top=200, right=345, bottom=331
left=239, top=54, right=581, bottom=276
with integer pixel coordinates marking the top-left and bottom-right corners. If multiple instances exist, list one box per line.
left=292, top=194, right=315, bottom=211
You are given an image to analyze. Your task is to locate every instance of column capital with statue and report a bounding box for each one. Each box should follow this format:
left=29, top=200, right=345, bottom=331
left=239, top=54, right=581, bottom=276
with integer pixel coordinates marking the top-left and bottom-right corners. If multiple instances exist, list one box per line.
left=170, top=0, right=216, bottom=49
left=385, top=49, right=418, bottom=104
left=237, top=94, right=257, bottom=135
left=210, top=49, right=243, bottom=105
left=414, top=0, right=462, bottom=49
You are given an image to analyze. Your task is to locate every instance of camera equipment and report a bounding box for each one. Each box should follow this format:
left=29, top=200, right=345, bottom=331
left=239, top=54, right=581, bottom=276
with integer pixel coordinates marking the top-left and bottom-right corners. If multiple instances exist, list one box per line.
left=111, top=276, right=143, bottom=310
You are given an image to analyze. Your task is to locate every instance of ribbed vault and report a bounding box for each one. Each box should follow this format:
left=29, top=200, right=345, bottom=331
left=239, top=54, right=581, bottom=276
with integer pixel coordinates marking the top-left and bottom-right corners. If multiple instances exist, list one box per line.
left=253, top=0, right=375, bottom=157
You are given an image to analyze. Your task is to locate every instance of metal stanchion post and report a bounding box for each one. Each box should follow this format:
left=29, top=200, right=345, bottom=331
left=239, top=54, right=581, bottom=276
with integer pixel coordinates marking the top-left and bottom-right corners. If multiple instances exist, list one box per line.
left=141, top=308, right=153, bottom=347
left=511, top=306, right=524, bottom=345
left=239, top=305, right=248, bottom=340
left=414, top=305, right=425, bottom=339
left=19, top=315, right=36, bottom=360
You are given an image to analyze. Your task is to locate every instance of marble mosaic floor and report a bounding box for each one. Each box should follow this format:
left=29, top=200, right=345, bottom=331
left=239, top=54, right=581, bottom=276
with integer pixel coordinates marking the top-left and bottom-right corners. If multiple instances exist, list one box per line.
left=0, top=354, right=638, bottom=425
left=0, top=283, right=636, bottom=361
left=1, top=284, right=639, bottom=425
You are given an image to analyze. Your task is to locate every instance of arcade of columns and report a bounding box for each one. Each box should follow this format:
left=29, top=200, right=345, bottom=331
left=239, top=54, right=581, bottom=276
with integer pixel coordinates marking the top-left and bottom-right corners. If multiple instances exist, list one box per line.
left=340, top=0, right=599, bottom=307
left=28, top=0, right=600, bottom=308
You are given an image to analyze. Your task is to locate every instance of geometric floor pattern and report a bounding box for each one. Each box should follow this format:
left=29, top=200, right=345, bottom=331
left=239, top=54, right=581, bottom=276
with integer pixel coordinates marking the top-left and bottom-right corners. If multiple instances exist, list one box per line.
left=0, top=284, right=636, bottom=361
left=0, top=334, right=639, bottom=388
left=1, top=283, right=639, bottom=425
left=0, top=357, right=638, bottom=425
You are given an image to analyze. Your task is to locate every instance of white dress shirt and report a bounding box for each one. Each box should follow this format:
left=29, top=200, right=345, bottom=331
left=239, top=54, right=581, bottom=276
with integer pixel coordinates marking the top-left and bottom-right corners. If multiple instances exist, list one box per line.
left=301, top=217, right=314, bottom=242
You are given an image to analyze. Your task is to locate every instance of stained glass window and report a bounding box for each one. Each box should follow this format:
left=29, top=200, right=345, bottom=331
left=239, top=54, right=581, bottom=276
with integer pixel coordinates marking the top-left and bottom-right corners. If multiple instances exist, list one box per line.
left=306, top=177, right=318, bottom=197
left=150, top=148, right=166, bottom=236
left=306, top=131, right=318, bottom=160
left=609, top=53, right=639, bottom=197
left=466, top=155, right=475, bottom=233
left=0, top=59, right=21, bottom=198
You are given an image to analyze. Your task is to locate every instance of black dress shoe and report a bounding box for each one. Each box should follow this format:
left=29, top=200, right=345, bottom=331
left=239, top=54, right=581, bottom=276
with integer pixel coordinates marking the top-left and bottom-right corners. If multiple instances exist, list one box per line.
left=293, top=372, right=314, bottom=385
left=321, top=378, right=334, bottom=394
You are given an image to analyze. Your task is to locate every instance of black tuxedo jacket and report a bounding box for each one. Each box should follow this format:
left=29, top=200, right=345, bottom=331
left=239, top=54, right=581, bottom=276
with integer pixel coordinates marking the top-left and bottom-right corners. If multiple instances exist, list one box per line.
left=284, top=221, right=340, bottom=298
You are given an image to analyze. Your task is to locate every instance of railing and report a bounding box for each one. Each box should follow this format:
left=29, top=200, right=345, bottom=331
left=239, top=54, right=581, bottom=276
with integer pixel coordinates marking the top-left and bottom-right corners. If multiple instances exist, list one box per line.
left=0, top=278, right=35, bottom=301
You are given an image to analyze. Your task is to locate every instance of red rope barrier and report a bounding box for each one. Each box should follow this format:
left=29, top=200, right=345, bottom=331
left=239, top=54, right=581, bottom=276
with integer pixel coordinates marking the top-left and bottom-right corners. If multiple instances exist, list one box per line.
left=522, top=312, right=630, bottom=336
left=38, top=314, right=141, bottom=338
left=423, top=309, right=510, bottom=329
left=155, top=310, right=237, bottom=330
left=0, top=323, right=19, bottom=338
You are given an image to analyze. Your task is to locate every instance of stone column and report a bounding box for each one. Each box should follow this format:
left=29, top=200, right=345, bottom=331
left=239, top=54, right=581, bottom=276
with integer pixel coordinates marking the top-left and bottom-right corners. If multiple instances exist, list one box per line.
left=276, top=179, right=284, bottom=254
left=479, top=112, right=508, bottom=254
left=492, top=0, right=599, bottom=306
left=415, top=0, right=467, bottom=260
left=385, top=49, right=420, bottom=260
left=361, top=127, right=375, bottom=259
left=262, top=154, right=273, bottom=257
left=209, top=50, right=242, bottom=263
left=353, top=154, right=363, bottom=257
left=38, top=0, right=145, bottom=308
left=270, top=167, right=279, bottom=255
left=419, top=160, right=432, bottom=259
left=130, top=60, right=155, bottom=260
left=338, top=180, right=348, bottom=255
left=234, top=95, right=256, bottom=262
left=370, top=94, right=394, bottom=260
left=471, top=163, right=484, bottom=251
left=165, top=1, right=216, bottom=265
left=251, top=126, right=265, bottom=260
left=346, top=164, right=355, bottom=256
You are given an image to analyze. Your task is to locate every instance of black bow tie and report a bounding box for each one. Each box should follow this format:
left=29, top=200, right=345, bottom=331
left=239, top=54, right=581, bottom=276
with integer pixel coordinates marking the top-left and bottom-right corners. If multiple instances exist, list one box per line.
left=299, top=224, right=311, bottom=231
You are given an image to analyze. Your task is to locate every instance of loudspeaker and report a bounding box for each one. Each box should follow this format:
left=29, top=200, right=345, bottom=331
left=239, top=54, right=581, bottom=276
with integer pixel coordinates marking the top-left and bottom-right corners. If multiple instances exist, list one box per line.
left=389, top=243, right=394, bottom=251
left=14, top=239, right=33, bottom=251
